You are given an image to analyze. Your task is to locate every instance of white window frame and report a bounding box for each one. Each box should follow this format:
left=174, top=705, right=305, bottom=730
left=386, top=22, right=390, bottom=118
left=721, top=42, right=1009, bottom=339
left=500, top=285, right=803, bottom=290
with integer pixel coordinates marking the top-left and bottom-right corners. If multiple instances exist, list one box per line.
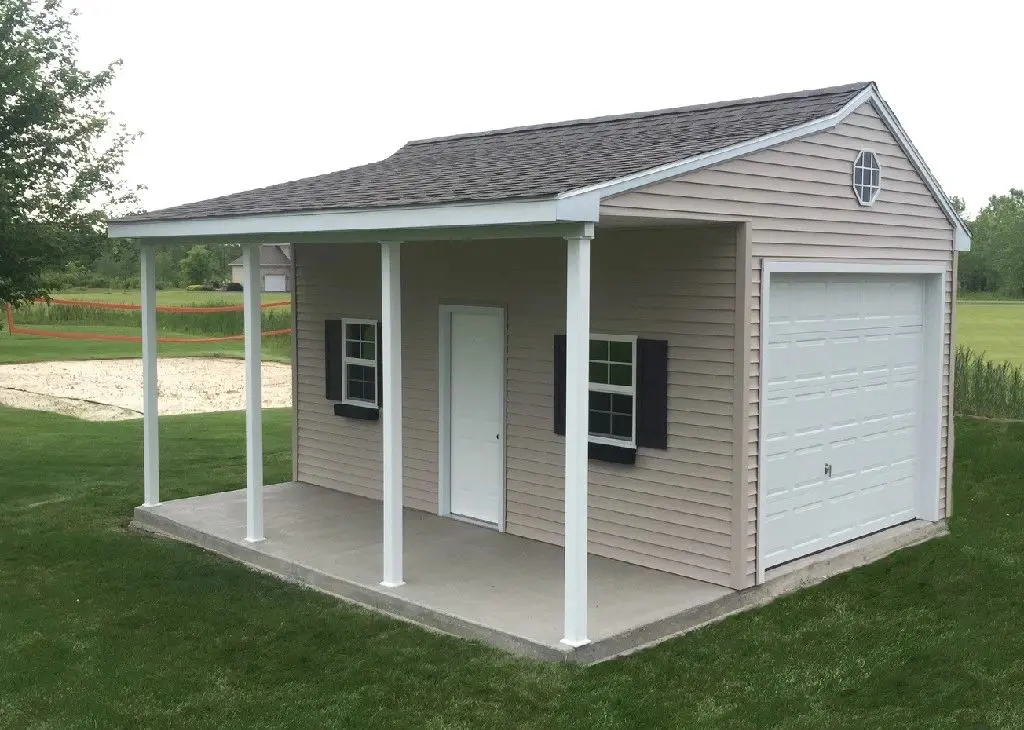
left=341, top=317, right=378, bottom=407
left=852, top=148, right=882, bottom=206
left=587, top=333, right=638, bottom=448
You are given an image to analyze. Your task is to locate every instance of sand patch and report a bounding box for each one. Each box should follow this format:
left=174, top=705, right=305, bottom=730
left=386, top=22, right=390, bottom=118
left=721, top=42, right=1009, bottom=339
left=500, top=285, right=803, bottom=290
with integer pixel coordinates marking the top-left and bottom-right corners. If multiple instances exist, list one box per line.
left=0, top=358, right=291, bottom=421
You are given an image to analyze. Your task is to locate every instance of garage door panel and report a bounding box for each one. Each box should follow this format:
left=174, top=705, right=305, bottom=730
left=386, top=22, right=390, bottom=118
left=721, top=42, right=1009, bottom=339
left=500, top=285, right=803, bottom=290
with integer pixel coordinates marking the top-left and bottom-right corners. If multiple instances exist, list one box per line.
left=761, top=273, right=927, bottom=569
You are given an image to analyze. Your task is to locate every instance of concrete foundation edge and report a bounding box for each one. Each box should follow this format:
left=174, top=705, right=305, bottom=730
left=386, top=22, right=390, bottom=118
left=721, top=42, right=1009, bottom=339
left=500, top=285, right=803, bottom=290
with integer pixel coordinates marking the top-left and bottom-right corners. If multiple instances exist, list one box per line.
left=132, top=508, right=947, bottom=665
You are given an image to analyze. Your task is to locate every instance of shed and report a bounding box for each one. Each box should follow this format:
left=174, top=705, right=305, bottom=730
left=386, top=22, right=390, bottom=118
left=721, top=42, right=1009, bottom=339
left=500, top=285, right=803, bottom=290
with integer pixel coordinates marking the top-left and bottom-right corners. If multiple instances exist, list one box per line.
left=228, top=243, right=292, bottom=291
left=108, top=81, right=968, bottom=662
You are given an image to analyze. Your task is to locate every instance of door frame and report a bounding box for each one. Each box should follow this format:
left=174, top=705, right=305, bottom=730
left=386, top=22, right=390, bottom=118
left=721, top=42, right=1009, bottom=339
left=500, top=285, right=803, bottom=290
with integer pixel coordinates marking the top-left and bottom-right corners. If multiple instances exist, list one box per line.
left=437, top=304, right=507, bottom=531
left=756, top=260, right=947, bottom=583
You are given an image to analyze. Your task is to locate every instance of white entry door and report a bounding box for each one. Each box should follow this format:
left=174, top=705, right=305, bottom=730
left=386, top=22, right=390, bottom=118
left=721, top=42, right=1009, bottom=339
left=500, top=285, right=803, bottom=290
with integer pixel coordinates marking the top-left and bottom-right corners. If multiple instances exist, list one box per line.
left=447, top=307, right=504, bottom=525
left=760, top=273, right=929, bottom=568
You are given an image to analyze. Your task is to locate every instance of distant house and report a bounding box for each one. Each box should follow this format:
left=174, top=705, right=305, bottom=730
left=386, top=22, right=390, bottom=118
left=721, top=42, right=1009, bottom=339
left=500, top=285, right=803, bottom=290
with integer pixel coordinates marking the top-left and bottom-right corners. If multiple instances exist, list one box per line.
left=228, top=244, right=292, bottom=291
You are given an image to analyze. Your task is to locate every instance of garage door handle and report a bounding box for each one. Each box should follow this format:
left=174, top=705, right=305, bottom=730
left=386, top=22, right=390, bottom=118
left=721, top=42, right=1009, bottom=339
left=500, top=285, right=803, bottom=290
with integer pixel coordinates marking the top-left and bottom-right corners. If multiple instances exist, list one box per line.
left=824, top=463, right=832, bottom=478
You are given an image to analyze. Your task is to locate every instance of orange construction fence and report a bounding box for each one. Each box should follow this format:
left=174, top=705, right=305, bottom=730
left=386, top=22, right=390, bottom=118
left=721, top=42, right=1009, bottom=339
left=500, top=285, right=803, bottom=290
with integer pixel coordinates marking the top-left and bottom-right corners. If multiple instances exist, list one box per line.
left=4, top=300, right=292, bottom=344
left=38, top=296, right=290, bottom=313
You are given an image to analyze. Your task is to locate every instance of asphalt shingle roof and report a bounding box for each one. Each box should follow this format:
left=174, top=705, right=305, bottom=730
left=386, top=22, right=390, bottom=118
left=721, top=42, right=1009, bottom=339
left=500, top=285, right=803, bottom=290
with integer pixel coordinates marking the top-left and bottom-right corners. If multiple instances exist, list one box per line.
left=120, top=82, right=870, bottom=223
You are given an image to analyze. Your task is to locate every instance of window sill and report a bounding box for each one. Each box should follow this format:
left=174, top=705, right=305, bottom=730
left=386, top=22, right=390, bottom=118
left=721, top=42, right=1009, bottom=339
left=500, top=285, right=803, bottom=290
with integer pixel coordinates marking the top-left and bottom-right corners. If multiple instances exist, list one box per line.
left=334, top=403, right=380, bottom=421
left=587, top=442, right=636, bottom=465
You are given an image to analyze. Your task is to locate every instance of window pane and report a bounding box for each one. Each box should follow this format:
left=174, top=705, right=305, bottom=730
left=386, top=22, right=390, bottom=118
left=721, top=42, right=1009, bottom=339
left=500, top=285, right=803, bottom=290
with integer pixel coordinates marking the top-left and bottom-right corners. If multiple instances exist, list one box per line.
left=346, top=364, right=375, bottom=402
left=609, top=340, right=631, bottom=363
left=610, top=393, right=633, bottom=415
left=589, top=390, right=611, bottom=412
left=345, top=340, right=362, bottom=358
left=589, top=361, right=609, bottom=384
left=611, top=414, right=632, bottom=438
left=854, top=167, right=864, bottom=187
left=345, top=323, right=362, bottom=341
left=870, top=168, right=880, bottom=188
left=590, top=339, right=608, bottom=361
left=609, top=363, right=631, bottom=387
left=360, top=340, right=376, bottom=360
left=589, top=410, right=610, bottom=435
left=362, top=324, right=376, bottom=342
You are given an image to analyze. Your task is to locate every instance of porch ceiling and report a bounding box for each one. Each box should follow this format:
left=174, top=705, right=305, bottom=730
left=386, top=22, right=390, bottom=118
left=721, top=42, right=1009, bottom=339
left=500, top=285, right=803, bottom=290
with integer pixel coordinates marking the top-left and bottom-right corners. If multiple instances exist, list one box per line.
left=134, top=483, right=734, bottom=662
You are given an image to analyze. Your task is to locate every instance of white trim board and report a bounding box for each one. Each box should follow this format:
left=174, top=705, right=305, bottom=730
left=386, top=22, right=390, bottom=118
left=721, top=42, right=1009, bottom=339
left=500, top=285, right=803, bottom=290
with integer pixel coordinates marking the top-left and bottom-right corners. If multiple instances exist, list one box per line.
left=755, top=260, right=946, bottom=584
left=108, top=200, right=600, bottom=240
left=437, top=304, right=507, bottom=531
left=108, top=86, right=970, bottom=251
left=559, top=86, right=970, bottom=251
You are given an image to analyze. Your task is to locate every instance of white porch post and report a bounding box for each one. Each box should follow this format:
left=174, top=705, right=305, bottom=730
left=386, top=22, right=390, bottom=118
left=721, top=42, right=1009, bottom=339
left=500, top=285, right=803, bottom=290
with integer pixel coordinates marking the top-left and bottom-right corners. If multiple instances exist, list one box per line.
left=140, top=242, right=159, bottom=507
left=242, top=243, right=265, bottom=543
left=380, top=241, right=404, bottom=587
left=562, top=225, right=593, bottom=647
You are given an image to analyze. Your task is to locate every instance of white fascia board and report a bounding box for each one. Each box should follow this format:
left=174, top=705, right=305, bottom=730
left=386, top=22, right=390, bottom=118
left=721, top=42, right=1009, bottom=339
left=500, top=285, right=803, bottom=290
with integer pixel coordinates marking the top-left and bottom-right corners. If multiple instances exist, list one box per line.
left=868, top=95, right=972, bottom=251
left=558, top=86, right=875, bottom=201
left=107, top=196, right=601, bottom=240
left=560, top=85, right=971, bottom=251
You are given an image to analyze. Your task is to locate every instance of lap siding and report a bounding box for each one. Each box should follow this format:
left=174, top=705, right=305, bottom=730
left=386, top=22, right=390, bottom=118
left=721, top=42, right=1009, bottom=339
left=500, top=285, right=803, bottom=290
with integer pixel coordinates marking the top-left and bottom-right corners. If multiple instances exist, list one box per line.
left=293, top=228, right=741, bottom=584
left=602, top=100, right=956, bottom=586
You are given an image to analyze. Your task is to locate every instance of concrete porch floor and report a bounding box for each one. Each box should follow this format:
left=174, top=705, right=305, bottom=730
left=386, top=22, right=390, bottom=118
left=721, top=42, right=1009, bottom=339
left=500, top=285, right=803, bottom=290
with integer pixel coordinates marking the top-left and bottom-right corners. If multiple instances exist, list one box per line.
left=133, top=482, right=738, bottom=662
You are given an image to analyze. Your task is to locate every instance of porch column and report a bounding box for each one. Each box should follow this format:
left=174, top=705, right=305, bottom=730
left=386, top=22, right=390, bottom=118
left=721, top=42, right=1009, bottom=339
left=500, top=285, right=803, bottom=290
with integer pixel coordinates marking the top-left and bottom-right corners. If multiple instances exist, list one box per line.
left=380, top=241, right=404, bottom=587
left=140, top=242, right=159, bottom=507
left=242, top=242, right=265, bottom=543
left=562, top=225, right=594, bottom=647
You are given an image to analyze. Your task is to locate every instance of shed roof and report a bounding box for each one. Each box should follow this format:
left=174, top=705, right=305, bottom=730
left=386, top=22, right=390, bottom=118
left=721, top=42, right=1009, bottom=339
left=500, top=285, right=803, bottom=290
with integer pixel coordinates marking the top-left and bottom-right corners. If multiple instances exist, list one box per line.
left=118, top=82, right=870, bottom=223
left=227, top=244, right=291, bottom=268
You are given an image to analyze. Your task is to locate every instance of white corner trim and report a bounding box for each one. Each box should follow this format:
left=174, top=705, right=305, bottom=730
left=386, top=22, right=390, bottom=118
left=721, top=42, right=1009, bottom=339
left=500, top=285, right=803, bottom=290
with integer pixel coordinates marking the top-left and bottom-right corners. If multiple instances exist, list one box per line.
left=107, top=197, right=601, bottom=239
left=954, top=227, right=971, bottom=252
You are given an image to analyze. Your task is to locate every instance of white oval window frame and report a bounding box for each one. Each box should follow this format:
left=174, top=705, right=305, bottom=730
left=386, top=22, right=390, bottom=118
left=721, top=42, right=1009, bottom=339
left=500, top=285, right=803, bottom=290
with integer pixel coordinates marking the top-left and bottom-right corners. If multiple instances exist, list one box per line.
left=852, top=149, right=882, bottom=206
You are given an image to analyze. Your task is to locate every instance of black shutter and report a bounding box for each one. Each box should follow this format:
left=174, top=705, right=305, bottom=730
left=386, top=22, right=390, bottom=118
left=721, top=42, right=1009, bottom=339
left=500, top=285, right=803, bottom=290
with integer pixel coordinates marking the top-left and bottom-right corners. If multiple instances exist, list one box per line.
left=325, top=319, right=344, bottom=401
left=636, top=339, right=668, bottom=449
left=553, top=334, right=566, bottom=435
left=376, top=321, right=383, bottom=407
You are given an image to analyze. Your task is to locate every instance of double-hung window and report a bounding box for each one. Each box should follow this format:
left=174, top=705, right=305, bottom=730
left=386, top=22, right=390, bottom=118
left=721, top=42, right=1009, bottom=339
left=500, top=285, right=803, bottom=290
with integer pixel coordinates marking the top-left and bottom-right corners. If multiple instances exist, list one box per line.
left=342, top=318, right=378, bottom=406
left=588, top=335, right=637, bottom=447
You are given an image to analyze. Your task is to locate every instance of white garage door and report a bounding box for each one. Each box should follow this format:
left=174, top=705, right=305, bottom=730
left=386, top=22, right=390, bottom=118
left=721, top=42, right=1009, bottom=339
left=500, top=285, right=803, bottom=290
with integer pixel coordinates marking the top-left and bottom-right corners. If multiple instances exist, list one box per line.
left=264, top=274, right=288, bottom=292
left=760, top=273, right=927, bottom=568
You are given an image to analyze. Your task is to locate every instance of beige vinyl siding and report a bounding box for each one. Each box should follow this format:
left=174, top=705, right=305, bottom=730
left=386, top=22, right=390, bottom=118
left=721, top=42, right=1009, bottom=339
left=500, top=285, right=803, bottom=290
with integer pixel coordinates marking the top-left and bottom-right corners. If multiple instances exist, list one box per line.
left=294, top=226, right=739, bottom=584
left=601, top=100, right=956, bottom=587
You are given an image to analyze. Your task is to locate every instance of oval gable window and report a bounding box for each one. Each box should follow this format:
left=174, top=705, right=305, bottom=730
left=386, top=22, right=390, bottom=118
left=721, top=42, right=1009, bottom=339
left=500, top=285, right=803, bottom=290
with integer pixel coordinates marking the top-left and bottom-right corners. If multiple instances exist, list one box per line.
left=852, top=150, right=881, bottom=206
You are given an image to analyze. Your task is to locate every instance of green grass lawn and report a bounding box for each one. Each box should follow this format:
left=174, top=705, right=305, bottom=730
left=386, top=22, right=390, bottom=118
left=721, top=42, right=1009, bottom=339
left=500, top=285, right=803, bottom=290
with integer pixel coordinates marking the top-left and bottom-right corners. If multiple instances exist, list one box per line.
left=55, top=288, right=290, bottom=305
left=2, top=408, right=1024, bottom=727
left=957, top=301, right=1024, bottom=366
left=0, top=331, right=291, bottom=364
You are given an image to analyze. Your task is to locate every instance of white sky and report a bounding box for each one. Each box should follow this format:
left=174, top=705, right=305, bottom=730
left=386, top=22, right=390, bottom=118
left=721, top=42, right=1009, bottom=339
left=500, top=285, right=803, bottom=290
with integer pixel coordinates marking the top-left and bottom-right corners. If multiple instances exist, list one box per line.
left=72, top=0, right=1020, bottom=218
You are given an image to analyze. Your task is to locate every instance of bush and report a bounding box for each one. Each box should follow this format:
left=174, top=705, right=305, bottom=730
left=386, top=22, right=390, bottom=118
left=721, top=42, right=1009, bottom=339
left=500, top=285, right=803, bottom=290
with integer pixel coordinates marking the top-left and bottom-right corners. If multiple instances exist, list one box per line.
left=186, top=284, right=216, bottom=292
left=224, top=282, right=242, bottom=292
left=955, top=346, right=1024, bottom=420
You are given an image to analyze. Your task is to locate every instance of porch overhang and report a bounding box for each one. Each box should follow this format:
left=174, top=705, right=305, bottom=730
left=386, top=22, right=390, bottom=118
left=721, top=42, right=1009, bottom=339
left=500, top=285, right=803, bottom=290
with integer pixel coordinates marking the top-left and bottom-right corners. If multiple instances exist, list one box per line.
left=106, top=196, right=601, bottom=243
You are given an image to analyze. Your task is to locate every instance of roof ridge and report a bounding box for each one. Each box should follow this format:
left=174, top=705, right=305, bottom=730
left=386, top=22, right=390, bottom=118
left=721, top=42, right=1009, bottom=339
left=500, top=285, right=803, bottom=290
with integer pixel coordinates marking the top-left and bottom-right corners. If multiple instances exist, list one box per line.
left=406, top=81, right=873, bottom=147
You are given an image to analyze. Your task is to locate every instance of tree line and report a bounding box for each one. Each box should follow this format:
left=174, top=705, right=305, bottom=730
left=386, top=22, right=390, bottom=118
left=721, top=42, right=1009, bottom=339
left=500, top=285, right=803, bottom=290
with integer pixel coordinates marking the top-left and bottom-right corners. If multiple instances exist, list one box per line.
left=48, top=242, right=243, bottom=291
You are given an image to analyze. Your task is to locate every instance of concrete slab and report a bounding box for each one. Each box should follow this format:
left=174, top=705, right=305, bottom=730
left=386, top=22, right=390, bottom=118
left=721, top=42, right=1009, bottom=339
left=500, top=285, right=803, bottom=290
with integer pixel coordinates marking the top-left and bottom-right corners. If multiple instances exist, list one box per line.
left=133, top=482, right=948, bottom=663
left=134, top=482, right=733, bottom=662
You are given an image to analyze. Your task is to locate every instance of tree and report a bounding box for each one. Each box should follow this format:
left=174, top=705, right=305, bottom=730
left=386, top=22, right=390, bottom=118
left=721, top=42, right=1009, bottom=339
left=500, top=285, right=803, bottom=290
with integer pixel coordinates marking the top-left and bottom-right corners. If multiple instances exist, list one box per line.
left=0, top=0, right=138, bottom=309
left=959, top=190, right=1024, bottom=296
left=179, top=245, right=216, bottom=285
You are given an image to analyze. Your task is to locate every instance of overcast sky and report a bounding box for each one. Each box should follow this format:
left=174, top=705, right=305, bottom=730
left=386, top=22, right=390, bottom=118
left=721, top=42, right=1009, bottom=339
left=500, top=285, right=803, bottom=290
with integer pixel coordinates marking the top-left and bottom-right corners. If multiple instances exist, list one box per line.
left=71, top=0, right=1019, bottom=217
